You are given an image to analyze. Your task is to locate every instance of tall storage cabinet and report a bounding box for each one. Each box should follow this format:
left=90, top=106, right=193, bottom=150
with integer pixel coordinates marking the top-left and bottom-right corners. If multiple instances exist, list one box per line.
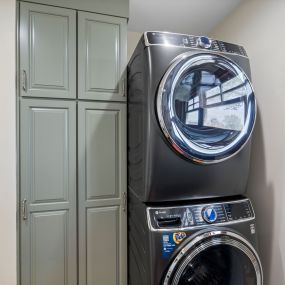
left=18, top=1, right=128, bottom=285
left=78, top=102, right=127, bottom=285
left=20, top=99, right=77, bottom=285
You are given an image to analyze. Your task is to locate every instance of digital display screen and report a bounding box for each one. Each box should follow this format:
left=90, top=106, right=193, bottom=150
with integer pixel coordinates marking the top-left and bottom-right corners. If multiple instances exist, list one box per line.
left=229, top=204, right=245, bottom=218
left=225, top=202, right=252, bottom=221
left=223, top=42, right=242, bottom=53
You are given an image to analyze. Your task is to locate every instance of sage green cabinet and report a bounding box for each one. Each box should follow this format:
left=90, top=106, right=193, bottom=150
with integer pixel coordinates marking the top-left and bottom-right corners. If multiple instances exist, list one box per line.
left=19, top=3, right=76, bottom=99
left=20, top=99, right=77, bottom=285
left=18, top=2, right=128, bottom=285
left=78, top=102, right=127, bottom=285
left=78, top=12, right=127, bottom=102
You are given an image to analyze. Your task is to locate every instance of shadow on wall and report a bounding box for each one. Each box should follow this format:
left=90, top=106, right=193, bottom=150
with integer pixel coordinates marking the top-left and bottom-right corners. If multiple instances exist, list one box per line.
left=247, top=106, right=285, bottom=284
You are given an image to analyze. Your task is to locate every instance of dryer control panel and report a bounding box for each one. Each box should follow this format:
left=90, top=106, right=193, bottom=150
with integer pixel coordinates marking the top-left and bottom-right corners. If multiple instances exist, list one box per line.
left=147, top=199, right=254, bottom=231
left=144, top=31, right=248, bottom=57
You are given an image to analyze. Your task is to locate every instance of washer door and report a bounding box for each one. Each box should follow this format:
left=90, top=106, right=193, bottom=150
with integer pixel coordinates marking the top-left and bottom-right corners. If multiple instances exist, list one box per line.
left=157, top=53, right=256, bottom=164
left=163, top=231, right=263, bottom=285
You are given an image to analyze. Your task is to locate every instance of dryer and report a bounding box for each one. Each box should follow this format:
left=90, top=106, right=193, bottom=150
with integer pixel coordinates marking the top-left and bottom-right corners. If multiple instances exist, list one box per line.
left=128, top=31, right=256, bottom=202
left=128, top=194, right=263, bottom=285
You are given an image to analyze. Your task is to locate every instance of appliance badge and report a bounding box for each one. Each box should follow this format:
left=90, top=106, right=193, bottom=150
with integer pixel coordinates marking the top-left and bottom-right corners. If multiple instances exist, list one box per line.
left=250, top=224, right=256, bottom=234
left=173, top=232, right=187, bottom=244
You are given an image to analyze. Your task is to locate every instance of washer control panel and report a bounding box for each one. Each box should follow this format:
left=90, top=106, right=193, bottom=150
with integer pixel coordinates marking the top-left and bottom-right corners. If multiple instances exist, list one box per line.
left=148, top=199, right=254, bottom=230
left=145, top=31, right=247, bottom=57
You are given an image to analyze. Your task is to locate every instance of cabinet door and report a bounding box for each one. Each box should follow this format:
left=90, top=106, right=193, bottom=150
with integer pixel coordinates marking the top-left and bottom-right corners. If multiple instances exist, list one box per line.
left=19, top=2, right=76, bottom=98
left=78, top=102, right=127, bottom=285
left=78, top=12, right=127, bottom=101
left=20, top=99, right=77, bottom=285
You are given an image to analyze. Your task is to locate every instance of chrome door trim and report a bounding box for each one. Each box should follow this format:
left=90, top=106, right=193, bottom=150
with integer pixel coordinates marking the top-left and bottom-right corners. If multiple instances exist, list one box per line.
left=156, top=52, right=256, bottom=164
left=163, top=230, right=263, bottom=285
left=146, top=198, right=255, bottom=232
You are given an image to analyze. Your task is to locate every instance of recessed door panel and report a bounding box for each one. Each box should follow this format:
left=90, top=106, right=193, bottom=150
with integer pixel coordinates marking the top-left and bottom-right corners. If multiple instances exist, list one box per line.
left=30, top=107, right=69, bottom=203
left=85, top=109, right=118, bottom=200
left=86, top=21, right=119, bottom=91
left=22, top=101, right=74, bottom=203
left=78, top=12, right=127, bottom=101
left=20, top=2, right=76, bottom=98
left=30, top=211, right=67, bottom=285
left=86, top=206, right=119, bottom=285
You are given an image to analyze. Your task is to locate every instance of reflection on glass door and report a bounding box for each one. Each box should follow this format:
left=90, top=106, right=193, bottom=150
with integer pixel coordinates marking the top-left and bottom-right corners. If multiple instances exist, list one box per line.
left=176, top=71, right=248, bottom=132
left=157, top=53, right=256, bottom=162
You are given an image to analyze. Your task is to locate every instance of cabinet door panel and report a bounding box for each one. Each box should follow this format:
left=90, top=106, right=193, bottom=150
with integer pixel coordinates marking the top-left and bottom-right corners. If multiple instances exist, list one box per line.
left=31, top=107, right=69, bottom=203
left=20, top=3, right=76, bottom=98
left=78, top=102, right=127, bottom=285
left=85, top=109, right=118, bottom=200
left=78, top=12, right=127, bottom=101
left=30, top=211, right=68, bottom=285
left=86, top=206, right=119, bottom=285
left=20, top=99, right=76, bottom=285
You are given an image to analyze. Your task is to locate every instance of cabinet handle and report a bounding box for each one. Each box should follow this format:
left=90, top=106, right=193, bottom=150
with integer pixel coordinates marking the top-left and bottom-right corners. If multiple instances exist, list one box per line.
left=122, top=192, right=127, bottom=212
left=22, top=70, right=27, bottom=92
left=22, top=199, right=27, bottom=220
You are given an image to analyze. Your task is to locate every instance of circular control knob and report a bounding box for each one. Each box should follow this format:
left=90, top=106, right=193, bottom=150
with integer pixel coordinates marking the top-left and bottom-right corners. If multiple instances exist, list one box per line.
left=197, top=36, right=212, bottom=49
left=203, top=207, right=218, bottom=223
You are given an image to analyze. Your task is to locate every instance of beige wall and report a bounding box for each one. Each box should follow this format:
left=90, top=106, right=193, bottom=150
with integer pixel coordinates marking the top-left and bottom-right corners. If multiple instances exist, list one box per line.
left=0, top=0, right=17, bottom=284
left=127, top=31, right=142, bottom=61
left=211, top=1, right=285, bottom=284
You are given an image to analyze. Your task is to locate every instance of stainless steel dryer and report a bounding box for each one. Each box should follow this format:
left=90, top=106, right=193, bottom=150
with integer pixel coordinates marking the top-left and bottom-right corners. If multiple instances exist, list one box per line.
left=128, top=31, right=256, bottom=202
left=128, top=194, right=263, bottom=285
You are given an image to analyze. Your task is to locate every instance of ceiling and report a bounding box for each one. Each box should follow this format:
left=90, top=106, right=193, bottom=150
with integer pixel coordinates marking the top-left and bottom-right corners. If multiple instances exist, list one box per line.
left=128, top=0, right=243, bottom=35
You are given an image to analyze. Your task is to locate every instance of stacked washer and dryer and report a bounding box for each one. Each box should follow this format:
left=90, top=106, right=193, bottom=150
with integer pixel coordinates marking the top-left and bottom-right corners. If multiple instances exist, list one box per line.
left=127, top=31, right=263, bottom=285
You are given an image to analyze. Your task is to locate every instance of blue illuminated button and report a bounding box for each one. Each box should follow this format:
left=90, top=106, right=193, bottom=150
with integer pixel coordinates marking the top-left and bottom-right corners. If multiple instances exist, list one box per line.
left=203, top=207, right=218, bottom=223
left=197, top=36, right=212, bottom=49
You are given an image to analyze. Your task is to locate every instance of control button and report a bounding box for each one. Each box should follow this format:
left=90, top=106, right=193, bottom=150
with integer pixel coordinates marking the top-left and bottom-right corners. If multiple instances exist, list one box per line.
left=197, top=36, right=212, bottom=49
left=202, top=207, right=218, bottom=223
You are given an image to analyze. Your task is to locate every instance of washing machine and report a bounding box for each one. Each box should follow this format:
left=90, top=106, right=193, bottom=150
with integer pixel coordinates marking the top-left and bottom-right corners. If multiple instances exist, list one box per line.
left=128, top=31, right=256, bottom=202
left=128, top=193, right=263, bottom=285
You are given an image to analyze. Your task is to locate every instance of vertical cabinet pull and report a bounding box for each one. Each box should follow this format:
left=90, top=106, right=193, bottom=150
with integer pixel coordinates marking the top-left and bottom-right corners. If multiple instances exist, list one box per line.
left=22, top=69, right=27, bottom=92
left=22, top=199, right=27, bottom=220
left=122, top=192, right=127, bottom=212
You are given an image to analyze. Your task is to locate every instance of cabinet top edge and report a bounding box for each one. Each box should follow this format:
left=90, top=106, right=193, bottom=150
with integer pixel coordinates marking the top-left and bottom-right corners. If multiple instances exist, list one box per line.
left=18, top=0, right=129, bottom=19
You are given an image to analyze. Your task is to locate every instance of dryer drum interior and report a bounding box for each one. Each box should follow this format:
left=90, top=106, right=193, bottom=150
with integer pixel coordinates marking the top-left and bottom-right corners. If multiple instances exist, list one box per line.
left=163, top=231, right=263, bottom=285
left=157, top=53, right=256, bottom=164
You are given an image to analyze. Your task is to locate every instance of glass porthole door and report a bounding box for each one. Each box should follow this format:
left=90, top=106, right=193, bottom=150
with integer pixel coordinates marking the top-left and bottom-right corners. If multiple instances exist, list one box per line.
left=157, top=53, right=256, bottom=164
left=163, top=231, right=263, bottom=285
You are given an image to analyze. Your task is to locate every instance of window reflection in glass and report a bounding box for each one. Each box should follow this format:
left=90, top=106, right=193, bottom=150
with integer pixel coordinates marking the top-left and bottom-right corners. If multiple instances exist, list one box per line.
left=174, top=66, right=248, bottom=133
left=204, top=102, right=245, bottom=131
left=185, top=110, right=199, bottom=125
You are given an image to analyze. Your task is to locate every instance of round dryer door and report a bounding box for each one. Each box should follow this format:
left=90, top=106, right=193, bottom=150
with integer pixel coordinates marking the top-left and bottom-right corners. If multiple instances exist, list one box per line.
left=163, top=231, right=263, bottom=285
left=157, top=53, right=256, bottom=164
